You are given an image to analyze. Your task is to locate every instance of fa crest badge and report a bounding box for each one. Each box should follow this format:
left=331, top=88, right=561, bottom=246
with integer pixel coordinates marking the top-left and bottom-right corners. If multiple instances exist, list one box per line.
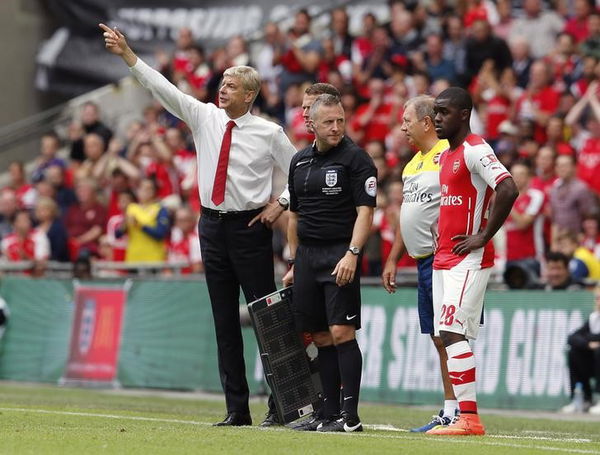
left=325, top=170, right=337, bottom=187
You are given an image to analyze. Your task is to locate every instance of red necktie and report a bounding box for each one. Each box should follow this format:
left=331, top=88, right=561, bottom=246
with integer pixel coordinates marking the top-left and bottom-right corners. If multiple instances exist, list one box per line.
left=211, top=120, right=236, bottom=206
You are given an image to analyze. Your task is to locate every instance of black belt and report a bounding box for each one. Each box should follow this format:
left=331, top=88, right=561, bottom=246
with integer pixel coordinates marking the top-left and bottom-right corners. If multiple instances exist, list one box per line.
left=201, top=206, right=263, bottom=219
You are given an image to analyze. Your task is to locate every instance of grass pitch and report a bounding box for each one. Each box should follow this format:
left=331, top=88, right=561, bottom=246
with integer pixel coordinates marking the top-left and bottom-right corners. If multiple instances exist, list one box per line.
left=1, top=383, right=599, bottom=454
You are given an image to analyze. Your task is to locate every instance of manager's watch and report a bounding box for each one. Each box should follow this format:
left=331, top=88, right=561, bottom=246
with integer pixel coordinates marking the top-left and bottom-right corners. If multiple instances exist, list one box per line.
left=348, top=246, right=361, bottom=256
left=277, top=196, right=289, bottom=209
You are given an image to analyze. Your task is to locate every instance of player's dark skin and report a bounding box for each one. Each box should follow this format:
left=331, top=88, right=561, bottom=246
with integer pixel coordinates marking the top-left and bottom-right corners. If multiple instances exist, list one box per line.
left=433, top=96, right=518, bottom=347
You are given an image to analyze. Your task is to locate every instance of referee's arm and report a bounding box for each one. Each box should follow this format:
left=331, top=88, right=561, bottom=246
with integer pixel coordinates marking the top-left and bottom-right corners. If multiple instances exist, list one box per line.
left=332, top=206, right=374, bottom=287
left=282, top=211, right=298, bottom=287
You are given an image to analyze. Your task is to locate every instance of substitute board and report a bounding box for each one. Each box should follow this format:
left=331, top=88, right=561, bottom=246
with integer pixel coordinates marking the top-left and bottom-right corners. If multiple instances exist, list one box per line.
left=248, top=287, right=321, bottom=424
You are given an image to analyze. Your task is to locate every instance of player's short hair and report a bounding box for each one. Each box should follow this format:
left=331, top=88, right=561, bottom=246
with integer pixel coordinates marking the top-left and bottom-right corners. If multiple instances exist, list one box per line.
left=305, top=83, right=341, bottom=98
left=223, top=66, right=261, bottom=104
left=404, top=95, right=435, bottom=121
left=309, top=94, right=342, bottom=120
left=437, top=87, right=473, bottom=111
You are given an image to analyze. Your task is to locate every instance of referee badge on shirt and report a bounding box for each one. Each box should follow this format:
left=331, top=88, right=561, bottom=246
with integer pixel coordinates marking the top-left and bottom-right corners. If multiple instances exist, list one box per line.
left=325, top=170, right=338, bottom=187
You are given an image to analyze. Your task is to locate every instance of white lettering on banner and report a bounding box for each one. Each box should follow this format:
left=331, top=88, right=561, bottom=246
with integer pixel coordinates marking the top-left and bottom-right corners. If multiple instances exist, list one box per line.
left=402, top=308, right=441, bottom=392
left=115, top=7, right=263, bottom=41
left=506, top=309, right=584, bottom=397
left=387, top=307, right=407, bottom=390
left=472, top=309, right=503, bottom=394
left=357, top=305, right=386, bottom=388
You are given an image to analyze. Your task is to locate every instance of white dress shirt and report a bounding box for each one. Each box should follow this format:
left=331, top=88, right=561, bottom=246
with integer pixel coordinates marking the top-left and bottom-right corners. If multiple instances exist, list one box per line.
left=130, top=59, right=296, bottom=211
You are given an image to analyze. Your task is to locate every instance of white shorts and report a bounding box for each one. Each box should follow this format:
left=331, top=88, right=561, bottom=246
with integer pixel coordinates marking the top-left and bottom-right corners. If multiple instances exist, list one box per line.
left=432, top=267, right=491, bottom=340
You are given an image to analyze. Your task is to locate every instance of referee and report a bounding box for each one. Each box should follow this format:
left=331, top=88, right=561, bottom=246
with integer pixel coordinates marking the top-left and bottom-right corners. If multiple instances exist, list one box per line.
left=284, top=94, right=376, bottom=432
left=100, top=24, right=296, bottom=427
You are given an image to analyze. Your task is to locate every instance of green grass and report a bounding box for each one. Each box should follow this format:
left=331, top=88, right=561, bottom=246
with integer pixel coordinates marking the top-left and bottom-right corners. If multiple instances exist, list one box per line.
left=0, top=383, right=599, bottom=454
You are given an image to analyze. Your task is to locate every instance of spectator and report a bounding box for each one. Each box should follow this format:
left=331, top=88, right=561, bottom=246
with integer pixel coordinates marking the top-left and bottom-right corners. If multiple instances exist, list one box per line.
left=34, top=196, right=69, bottom=262
left=510, top=0, right=565, bottom=59
left=0, top=190, right=18, bottom=241
left=549, top=154, right=597, bottom=239
left=389, top=8, right=422, bottom=55
left=442, top=15, right=467, bottom=81
left=562, top=284, right=600, bottom=414
left=542, top=251, right=584, bottom=290
left=106, top=190, right=135, bottom=262
left=173, top=44, right=211, bottom=102
left=531, top=146, right=558, bottom=247
left=564, top=0, right=594, bottom=43
left=65, top=178, right=107, bottom=259
left=555, top=230, right=600, bottom=281
left=167, top=206, right=202, bottom=274
left=122, top=178, right=169, bottom=263
left=45, top=165, right=77, bottom=217
left=547, top=32, right=580, bottom=92
left=514, top=60, right=560, bottom=144
left=566, top=81, right=600, bottom=195
left=1, top=210, right=49, bottom=264
left=544, top=115, right=575, bottom=156
left=355, top=26, right=392, bottom=89
left=31, top=132, right=66, bottom=183
left=582, top=213, right=600, bottom=259
left=255, top=22, right=284, bottom=103
left=464, top=19, right=512, bottom=84
left=494, top=0, right=514, bottom=40
left=92, top=137, right=140, bottom=187
left=67, top=120, right=86, bottom=163
left=80, top=101, right=113, bottom=146
left=274, top=9, right=322, bottom=94
left=581, top=12, right=600, bottom=59
left=510, top=36, right=534, bottom=89
left=5, top=161, right=35, bottom=210
left=422, top=34, right=456, bottom=83
left=351, top=78, right=395, bottom=146
left=351, top=12, right=377, bottom=72
left=330, top=8, right=353, bottom=59
left=76, top=133, right=106, bottom=180
left=503, top=161, right=545, bottom=288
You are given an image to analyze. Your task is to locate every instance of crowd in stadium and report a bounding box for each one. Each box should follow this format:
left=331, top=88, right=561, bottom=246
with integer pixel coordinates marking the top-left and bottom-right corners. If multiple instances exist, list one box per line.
left=0, top=0, right=599, bottom=286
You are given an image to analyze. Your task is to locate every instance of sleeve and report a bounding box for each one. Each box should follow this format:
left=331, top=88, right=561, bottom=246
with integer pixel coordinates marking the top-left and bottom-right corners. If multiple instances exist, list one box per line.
left=567, top=322, right=592, bottom=348
left=350, top=148, right=377, bottom=207
left=464, top=144, right=511, bottom=190
left=130, top=58, right=211, bottom=128
left=141, top=207, right=171, bottom=240
left=524, top=189, right=544, bottom=217
left=270, top=125, right=297, bottom=177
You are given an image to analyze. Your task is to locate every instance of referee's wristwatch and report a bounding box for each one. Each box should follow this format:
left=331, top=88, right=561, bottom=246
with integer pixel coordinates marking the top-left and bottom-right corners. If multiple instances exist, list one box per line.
left=348, top=246, right=361, bottom=256
left=277, top=196, right=289, bottom=209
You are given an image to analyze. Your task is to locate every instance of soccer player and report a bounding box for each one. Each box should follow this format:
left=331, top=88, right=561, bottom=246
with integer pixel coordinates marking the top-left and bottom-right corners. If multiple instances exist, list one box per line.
left=427, top=87, right=517, bottom=436
left=382, top=95, right=458, bottom=432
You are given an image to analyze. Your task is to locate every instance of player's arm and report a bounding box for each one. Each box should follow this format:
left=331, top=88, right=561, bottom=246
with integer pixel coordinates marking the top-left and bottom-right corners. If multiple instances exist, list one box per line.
left=99, top=24, right=202, bottom=125
left=332, top=205, right=374, bottom=286
left=382, top=210, right=406, bottom=294
left=282, top=211, right=298, bottom=287
left=453, top=178, right=518, bottom=255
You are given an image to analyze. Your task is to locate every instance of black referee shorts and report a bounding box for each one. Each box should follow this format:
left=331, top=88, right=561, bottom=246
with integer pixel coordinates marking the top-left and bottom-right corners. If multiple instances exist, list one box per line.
left=293, top=242, right=361, bottom=333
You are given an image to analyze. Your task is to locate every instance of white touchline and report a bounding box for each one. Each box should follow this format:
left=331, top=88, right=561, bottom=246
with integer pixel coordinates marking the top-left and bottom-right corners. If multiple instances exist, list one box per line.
left=1, top=407, right=597, bottom=454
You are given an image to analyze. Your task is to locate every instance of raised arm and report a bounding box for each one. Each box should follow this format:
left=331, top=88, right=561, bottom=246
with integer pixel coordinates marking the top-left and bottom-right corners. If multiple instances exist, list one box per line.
left=99, top=23, right=205, bottom=125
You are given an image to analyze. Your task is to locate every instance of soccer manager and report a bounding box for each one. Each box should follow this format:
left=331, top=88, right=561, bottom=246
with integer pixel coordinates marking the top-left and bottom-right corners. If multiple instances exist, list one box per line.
left=283, top=94, right=376, bottom=432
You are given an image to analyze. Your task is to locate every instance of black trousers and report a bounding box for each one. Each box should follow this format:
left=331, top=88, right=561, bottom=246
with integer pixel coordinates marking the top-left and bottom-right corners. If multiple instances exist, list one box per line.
left=568, top=346, right=600, bottom=401
left=199, top=211, right=275, bottom=414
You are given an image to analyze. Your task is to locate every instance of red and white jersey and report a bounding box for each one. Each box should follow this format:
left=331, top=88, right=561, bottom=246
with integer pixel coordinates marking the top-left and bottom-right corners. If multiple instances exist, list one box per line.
left=167, top=227, right=201, bottom=274
left=2, top=229, right=49, bottom=261
left=504, top=187, right=545, bottom=261
left=434, top=134, right=511, bottom=271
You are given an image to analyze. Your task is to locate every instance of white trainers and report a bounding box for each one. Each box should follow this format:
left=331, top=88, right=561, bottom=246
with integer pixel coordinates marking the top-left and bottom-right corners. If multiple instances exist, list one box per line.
left=560, top=400, right=591, bottom=413
left=589, top=403, right=600, bottom=415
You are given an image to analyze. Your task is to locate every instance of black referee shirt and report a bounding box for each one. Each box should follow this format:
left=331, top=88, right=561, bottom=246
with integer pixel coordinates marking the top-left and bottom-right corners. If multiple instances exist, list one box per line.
left=288, top=136, right=377, bottom=245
